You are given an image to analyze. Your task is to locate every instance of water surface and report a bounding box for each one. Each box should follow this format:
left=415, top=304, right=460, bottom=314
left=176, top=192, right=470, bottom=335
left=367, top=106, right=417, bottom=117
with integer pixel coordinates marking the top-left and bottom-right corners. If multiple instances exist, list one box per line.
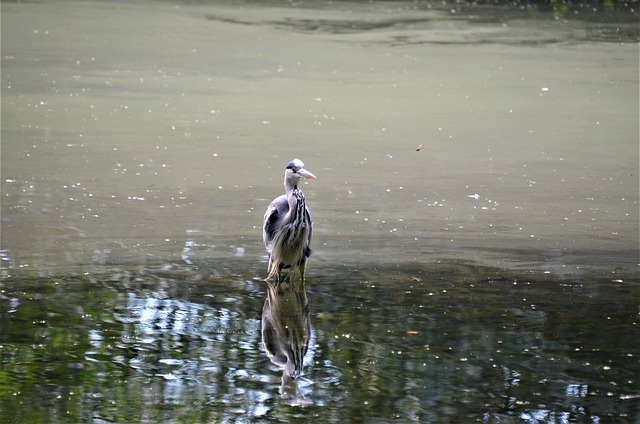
left=1, top=0, right=638, bottom=422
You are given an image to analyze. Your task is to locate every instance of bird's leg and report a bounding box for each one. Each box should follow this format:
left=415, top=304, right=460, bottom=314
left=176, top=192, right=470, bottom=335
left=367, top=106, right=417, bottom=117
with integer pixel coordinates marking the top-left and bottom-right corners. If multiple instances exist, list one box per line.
left=278, top=263, right=288, bottom=283
left=276, top=264, right=283, bottom=283
left=299, top=261, right=306, bottom=287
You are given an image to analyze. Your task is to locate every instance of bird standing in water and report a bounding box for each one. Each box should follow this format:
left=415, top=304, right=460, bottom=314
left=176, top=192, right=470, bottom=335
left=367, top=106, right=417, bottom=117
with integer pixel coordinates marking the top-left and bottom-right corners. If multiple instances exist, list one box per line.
left=263, top=159, right=316, bottom=284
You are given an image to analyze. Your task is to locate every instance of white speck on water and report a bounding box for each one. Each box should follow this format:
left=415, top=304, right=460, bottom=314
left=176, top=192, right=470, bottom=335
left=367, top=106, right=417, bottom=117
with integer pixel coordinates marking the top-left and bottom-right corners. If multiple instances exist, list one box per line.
left=468, top=194, right=480, bottom=200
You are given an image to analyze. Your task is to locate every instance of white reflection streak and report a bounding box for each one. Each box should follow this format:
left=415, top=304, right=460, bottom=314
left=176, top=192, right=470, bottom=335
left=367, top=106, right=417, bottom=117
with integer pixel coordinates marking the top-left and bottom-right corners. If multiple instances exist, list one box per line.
left=565, top=383, right=588, bottom=398
left=181, top=240, right=194, bottom=265
left=123, top=294, right=251, bottom=341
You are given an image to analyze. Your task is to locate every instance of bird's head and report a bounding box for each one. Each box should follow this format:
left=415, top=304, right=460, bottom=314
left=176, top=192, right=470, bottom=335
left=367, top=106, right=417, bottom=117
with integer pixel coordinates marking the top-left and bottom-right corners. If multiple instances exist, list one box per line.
left=285, top=159, right=316, bottom=187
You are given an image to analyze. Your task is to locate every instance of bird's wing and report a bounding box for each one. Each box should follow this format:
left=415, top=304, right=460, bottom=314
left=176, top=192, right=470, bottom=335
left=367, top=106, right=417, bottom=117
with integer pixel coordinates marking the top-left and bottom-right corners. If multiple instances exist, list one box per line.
left=263, top=195, right=287, bottom=251
left=305, top=205, right=313, bottom=246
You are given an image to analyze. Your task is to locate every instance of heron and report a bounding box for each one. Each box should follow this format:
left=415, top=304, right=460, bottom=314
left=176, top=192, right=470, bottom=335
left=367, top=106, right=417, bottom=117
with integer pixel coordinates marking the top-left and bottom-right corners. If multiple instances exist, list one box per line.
left=263, top=159, right=316, bottom=284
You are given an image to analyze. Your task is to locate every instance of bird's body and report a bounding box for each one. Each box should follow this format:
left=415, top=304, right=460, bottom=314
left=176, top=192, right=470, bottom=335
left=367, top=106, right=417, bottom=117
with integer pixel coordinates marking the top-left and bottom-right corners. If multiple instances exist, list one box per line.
left=263, top=159, right=316, bottom=284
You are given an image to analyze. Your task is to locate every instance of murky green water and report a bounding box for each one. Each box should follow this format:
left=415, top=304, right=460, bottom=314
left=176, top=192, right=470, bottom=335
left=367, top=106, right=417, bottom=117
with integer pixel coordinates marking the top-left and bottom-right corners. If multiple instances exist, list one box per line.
left=1, top=0, right=638, bottom=422
left=1, top=263, right=639, bottom=422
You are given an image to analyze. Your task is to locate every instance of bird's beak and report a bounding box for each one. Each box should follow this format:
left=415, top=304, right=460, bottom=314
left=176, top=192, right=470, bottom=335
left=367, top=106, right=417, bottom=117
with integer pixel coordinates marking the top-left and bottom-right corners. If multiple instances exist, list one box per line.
left=298, top=169, right=316, bottom=179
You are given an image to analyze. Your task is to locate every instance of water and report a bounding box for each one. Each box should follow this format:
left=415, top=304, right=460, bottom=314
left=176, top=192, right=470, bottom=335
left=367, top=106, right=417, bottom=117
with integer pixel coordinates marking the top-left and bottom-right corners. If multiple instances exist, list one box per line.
left=1, top=0, right=638, bottom=422
left=1, top=265, right=639, bottom=422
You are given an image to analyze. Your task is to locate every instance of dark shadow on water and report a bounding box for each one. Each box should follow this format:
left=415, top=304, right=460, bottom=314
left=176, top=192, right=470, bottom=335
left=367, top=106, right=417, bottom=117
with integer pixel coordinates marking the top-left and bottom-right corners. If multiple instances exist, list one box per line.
left=0, top=260, right=638, bottom=422
left=201, top=0, right=639, bottom=43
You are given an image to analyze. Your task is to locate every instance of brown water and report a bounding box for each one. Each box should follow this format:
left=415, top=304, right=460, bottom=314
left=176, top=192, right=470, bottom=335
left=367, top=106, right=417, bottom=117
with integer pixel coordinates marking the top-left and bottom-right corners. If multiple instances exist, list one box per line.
left=1, top=0, right=639, bottom=422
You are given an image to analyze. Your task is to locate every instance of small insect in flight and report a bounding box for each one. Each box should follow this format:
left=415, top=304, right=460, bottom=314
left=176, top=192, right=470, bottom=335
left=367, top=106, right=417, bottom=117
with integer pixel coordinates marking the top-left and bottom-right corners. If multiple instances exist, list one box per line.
left=415, top=143, right=425, bottom=152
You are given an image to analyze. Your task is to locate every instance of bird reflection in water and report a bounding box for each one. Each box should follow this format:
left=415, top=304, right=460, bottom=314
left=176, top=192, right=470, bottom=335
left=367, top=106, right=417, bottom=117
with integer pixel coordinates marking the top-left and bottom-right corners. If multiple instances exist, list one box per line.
left=261, top=278, right=312, bottom=406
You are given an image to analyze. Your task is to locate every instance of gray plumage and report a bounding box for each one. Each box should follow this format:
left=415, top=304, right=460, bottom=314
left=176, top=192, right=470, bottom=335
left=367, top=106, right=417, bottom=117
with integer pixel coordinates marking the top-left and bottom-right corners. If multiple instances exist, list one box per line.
left=263, top=159, right=316, bottom=284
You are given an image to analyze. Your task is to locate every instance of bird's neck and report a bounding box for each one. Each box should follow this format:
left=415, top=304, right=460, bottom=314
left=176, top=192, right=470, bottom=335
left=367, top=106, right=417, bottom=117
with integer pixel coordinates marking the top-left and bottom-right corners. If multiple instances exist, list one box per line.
left=284, top=176, right=296, bottom=195
left=284, top=178, right=300, bottom=199
left=287, top=187, right=306, bottom=236
left=288, top=186, right=304, bottom=209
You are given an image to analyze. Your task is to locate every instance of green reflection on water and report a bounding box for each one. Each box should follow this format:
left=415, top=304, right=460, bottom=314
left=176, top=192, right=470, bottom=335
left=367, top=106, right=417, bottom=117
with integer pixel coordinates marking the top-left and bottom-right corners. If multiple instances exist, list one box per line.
left=1, top=263, right=638, bottom=423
